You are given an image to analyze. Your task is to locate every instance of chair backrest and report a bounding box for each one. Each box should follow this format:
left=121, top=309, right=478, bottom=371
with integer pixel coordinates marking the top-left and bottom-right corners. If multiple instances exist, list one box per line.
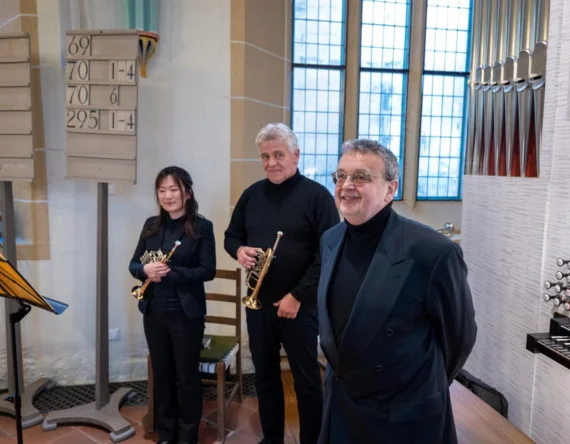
left=205, top=268, right=242, bottom=341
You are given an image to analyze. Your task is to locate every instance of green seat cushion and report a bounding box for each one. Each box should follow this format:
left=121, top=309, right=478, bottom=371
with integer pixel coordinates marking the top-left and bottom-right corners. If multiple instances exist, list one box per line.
left=200, top=335, right=238, bottom=363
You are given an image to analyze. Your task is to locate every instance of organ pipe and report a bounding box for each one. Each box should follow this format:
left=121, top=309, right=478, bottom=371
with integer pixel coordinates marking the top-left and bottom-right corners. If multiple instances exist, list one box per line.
left=504, top=0, right=523, bottom=176
left=531, top=0, right=550, bottom=177
left=492, top=0, right=511, bottom=176
left=471, top=0, right=490, bottom=175
left=482, top=0, right=499, bottom=175
left=516, top=0, right=539, bottom=177
left=464, top=0, right=482, bottom=175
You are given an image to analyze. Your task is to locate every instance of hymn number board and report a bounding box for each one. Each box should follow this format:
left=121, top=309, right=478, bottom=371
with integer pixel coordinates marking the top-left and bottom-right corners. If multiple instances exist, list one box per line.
left=65, top=30, right=139, bottom=184
left=0, top=33, right=34, bottom=181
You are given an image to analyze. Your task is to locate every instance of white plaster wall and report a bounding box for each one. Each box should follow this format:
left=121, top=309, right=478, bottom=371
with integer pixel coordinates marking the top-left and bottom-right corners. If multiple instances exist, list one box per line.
left=393, top=201, right=462, bottom=232
left=460, top=0, right=570, bottom=442
left=0, top=0, right=236, bottom=386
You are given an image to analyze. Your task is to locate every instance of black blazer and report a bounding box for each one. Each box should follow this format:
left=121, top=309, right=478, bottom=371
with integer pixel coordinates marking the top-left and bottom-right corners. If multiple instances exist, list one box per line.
left=318, top=210, right=477, bottom=444
left=129, top=215, right=216, bottom=319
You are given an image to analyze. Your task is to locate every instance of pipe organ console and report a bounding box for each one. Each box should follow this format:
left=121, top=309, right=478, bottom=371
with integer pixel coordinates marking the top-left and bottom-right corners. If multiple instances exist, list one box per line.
left=526, top=314, right=570, bottom=370
left=465, top=0, right=549, bottom=178
left=526, top=257, right=570, bottom=370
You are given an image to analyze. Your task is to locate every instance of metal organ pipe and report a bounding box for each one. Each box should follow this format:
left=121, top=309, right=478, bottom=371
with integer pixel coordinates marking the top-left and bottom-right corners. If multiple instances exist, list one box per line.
left=521, top=0, right=537, bottom=52
left=504, top=0, right=524, bottom=176
left=471, top=0, right=490, bottom=175
left=516, top=0, right=539, bottom=177
left=537, top=0, right=550, bottom=43
left=464, top=0, right=482, bottom=175
left=482, top=0, right=499, bottom=175
left=508, top=0, right=523, bottom=58
left=492, top=0, right=511, bottom=176
left=496, top=0, right=510, bottom=63
left=531, top=0, right=550, bottom=177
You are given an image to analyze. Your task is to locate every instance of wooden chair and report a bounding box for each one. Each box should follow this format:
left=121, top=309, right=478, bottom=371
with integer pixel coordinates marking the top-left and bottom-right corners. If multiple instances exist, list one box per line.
left=143, top=268, right=243, bottom=444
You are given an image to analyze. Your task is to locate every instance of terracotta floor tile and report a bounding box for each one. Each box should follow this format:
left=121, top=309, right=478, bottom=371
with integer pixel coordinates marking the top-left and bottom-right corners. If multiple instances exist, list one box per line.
left=202, top=400, right=219, bottom=416
left=225, top=430, right=262, bottom=444
left=22, top=423, right=76, bottom=442
left=51, top=430, right=99, bottom=443
left=119, top=406, right=147, bottom=425
left=204, top=402, right=262, bottom=436
left=0, top=416, right=17, bottom=436
left=77, top=424, right=143, bottom=444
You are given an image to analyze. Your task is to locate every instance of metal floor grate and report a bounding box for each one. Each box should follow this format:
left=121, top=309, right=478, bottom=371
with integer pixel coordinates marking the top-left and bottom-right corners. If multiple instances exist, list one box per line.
left=31, top=374, right=258, bottom=413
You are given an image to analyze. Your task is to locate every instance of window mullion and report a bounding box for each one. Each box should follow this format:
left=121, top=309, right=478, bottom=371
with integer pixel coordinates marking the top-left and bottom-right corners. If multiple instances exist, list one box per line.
left=402, top=0, right=427, bottom=207
left=343, top=0, right=362, bottom=141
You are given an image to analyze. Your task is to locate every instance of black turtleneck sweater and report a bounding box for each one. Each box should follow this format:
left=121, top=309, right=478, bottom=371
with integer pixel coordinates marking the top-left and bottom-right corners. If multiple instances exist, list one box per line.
left=224, top=169, right=340, bottom=308
left=147, top=215, right=184, bottom=313
left=328, top=203, right=392, bottom=344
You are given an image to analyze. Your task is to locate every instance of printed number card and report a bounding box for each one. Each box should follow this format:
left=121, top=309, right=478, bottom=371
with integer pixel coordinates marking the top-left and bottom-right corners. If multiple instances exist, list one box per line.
left=0, top=33, right=34, bottom=180
left=65, top=29, right=139, bottom=184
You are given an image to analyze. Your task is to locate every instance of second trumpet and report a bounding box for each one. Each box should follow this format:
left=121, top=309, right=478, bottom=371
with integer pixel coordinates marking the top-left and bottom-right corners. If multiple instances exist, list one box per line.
left=131, top=240, right=181, bottom=301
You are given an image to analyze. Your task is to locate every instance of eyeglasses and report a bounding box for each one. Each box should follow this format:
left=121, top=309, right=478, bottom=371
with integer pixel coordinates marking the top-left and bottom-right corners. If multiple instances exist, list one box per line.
left=331, top=170, right=380, bottom=187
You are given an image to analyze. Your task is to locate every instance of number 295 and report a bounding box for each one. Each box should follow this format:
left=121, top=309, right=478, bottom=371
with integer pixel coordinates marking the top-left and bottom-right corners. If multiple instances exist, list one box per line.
left=67, top=109, right=99, bottom=130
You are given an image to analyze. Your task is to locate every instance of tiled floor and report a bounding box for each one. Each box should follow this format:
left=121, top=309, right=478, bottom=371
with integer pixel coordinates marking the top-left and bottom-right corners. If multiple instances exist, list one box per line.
left=0, top=399, right=261, bottom=443
left=0, top=372, right=300, bottom=443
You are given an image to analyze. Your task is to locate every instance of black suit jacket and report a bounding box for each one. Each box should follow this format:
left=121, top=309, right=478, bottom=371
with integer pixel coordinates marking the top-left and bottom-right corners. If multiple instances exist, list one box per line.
left=129, top=215, right=216, bottom=319
left=318, top=210, right=477, bottom=444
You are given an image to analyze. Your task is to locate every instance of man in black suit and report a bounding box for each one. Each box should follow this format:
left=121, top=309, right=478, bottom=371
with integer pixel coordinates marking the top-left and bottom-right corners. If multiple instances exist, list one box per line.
left=317, top=139, right=477, bottom=444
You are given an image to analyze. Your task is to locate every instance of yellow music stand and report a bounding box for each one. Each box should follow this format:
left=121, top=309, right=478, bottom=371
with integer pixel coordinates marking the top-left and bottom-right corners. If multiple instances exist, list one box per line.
left=0, top=253, right=68, bottom=444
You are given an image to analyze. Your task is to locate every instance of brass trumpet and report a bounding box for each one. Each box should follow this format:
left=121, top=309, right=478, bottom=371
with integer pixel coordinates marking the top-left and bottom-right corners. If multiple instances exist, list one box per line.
left=131, top=240, right=181, bottom=301
left=243, top=231, right=283, bottom=310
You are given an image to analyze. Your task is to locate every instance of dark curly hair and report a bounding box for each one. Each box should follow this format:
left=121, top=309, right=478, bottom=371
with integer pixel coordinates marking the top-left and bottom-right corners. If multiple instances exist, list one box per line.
left=142, top=166, right=199, bottom=240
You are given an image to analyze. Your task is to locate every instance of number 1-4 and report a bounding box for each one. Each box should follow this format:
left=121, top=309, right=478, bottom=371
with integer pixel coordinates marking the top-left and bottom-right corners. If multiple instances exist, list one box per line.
left=109, top=111, right=136, bottom=133
left=109, top=61, right=136, bottom=83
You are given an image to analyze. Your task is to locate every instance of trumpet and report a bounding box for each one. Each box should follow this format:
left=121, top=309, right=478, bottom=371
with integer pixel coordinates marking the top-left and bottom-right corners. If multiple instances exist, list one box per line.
left=243, top=231, right=283, bottom=310
left=131, top=240, right=181, bottom=301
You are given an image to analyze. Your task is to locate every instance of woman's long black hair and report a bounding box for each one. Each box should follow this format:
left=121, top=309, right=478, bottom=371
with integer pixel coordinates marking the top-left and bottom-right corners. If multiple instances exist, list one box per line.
left=142, top=166, right=200, bottom=240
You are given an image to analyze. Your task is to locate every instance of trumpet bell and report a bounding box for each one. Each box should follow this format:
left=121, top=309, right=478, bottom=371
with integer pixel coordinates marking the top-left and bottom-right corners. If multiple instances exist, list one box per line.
left=242, top=295, right=261, bottom=310
left=131, top=285, right=143, bottom=301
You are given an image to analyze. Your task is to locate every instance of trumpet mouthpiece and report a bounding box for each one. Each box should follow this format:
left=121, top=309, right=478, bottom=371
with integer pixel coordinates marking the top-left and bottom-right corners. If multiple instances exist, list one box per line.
left=277, top=231, right=283, bottom=236
left=175, top=240, right=181, bottom=246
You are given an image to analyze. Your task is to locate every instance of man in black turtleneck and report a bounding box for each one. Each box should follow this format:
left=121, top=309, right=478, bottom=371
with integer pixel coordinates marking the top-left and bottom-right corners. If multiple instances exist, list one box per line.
left=327, top=200, right=392, bottom=345
left=224, top=123, right=339, bottom=444
left=317, top=139, right=477, bottom=444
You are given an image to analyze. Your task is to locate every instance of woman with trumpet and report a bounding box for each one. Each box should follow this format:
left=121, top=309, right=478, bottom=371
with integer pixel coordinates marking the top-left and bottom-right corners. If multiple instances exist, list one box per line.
left=129, top=166, right=216, bottom=444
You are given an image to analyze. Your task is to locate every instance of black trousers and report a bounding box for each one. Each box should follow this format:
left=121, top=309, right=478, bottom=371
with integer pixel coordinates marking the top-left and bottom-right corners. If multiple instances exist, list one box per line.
left=246, top=305, right=323, bottom=444
left=143, top=309, right=205, bottom=443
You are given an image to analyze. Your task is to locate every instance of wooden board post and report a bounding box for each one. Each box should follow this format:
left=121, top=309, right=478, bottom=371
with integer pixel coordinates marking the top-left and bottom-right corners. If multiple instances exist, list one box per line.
left=42, top=30, right=138, bottom=443
left=0, top=32, right=33, bottom=180
left=0, top=32, right=52, bottom=430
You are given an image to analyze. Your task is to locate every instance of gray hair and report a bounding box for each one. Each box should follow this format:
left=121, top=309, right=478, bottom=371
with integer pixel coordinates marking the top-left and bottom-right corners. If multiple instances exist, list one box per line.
left=341, top=139, right=399, bottom=182
left=255, top=123, right=298, bottom=153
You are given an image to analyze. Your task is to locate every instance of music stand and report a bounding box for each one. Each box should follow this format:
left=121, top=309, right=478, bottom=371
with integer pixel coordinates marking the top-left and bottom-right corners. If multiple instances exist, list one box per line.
left=0, top=253, right=68, bottom=444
